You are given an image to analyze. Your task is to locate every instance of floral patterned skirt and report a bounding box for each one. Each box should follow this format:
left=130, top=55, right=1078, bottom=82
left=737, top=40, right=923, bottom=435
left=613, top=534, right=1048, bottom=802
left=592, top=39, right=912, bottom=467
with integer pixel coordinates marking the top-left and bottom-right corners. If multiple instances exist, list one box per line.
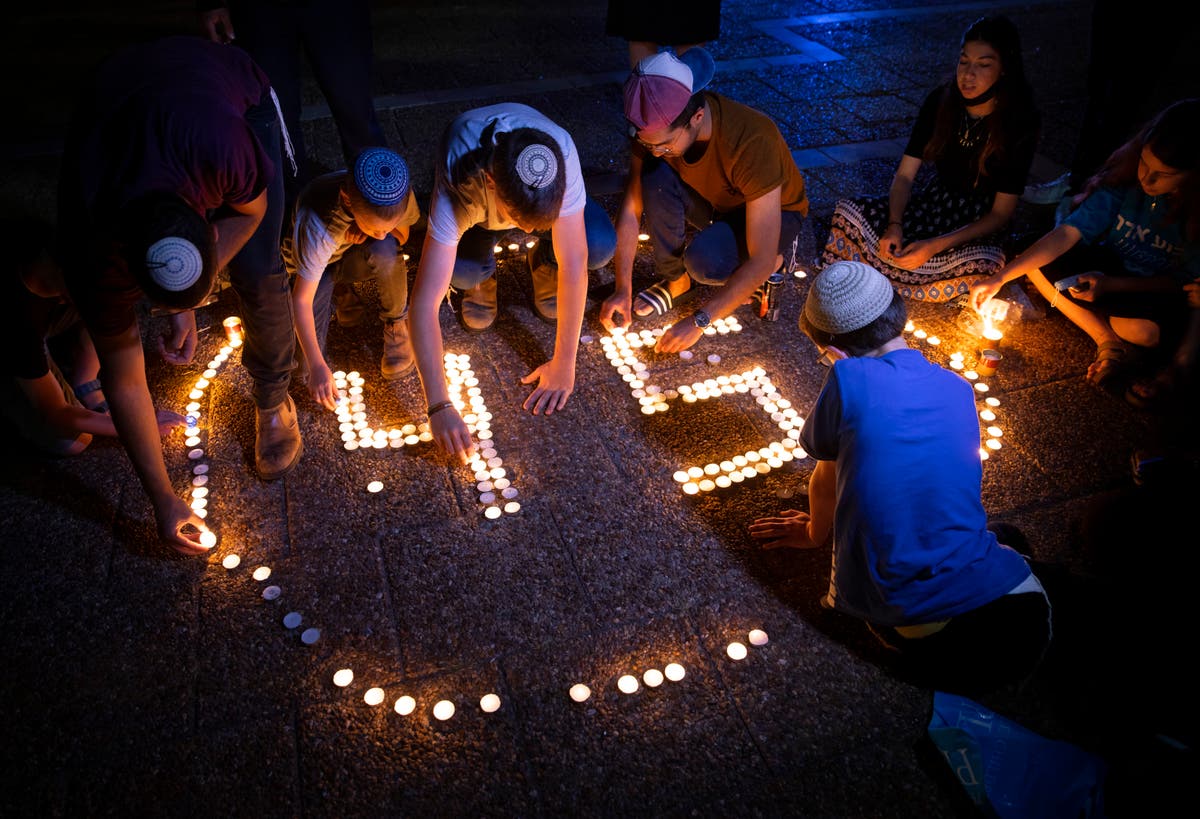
left=820, top=177, right=1006, bottom=302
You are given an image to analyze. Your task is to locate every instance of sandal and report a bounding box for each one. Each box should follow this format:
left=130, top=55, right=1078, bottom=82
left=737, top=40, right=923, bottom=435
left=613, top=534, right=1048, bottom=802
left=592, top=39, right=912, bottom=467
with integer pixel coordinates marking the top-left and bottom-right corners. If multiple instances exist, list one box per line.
left=634, top=279, right=694, bottom=317
left=1085, top=341, right=1136, bottom=393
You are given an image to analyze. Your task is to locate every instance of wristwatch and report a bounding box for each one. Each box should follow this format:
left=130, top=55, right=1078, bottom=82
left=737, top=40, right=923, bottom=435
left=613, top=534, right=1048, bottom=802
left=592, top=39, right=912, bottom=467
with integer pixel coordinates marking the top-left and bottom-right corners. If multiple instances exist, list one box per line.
left=691, top=309, right=711, bottom=330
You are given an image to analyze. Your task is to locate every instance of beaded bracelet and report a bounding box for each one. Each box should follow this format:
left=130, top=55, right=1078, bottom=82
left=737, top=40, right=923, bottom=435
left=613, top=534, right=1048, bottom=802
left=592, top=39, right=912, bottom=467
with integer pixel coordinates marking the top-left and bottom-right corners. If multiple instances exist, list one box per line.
left=426, top=400, right=456, bottom=417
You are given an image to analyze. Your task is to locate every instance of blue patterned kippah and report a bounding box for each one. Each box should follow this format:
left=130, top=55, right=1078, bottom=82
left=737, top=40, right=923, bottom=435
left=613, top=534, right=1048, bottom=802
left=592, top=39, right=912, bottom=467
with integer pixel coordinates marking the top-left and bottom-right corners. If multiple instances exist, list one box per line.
left=352, top=147, right=410, bottom=207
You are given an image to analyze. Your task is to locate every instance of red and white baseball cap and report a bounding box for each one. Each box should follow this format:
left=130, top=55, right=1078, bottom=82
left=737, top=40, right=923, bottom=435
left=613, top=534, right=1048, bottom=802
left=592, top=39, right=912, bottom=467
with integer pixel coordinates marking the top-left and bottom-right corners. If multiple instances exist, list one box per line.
left=623, top=48, right=716, bottom=131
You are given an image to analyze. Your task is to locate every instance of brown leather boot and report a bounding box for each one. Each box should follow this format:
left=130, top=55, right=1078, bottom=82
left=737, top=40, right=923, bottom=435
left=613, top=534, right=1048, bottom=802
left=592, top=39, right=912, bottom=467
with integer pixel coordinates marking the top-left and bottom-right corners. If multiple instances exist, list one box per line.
left=255, top=394, right=303, bottom=480
left=333, top=281, right=365, bottom=327
left=528, top=244, right=558, bottom=323
left=458, top=275, right=498, bottom=332
left=380, top=316, right=415, bottom=380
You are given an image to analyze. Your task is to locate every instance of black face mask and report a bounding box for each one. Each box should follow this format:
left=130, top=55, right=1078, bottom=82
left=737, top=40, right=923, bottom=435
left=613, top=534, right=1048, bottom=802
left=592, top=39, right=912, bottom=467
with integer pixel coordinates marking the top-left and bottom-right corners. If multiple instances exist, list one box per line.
left=959, top=76, right=1001, bottom=107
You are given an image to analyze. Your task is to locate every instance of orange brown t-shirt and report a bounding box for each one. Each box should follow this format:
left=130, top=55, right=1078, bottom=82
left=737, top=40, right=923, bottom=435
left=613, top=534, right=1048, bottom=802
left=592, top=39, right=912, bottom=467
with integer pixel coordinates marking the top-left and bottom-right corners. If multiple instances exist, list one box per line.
left=665, top=92, right=808, bottom=216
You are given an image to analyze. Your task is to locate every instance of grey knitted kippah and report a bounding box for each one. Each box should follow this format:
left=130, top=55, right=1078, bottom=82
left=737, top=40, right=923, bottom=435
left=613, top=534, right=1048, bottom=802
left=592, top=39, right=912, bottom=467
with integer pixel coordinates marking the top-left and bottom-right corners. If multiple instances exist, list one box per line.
left=146, top=236, right=203, bottom=291
left=803, top=261, right=895, bottom=334
left=353, top=147, right=410, bottom=206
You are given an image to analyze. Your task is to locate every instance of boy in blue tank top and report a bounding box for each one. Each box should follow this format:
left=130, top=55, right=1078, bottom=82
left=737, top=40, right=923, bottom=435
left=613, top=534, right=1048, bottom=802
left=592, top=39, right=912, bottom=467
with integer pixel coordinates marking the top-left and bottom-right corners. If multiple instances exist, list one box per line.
left=751, top=261, right=1051, bottom=694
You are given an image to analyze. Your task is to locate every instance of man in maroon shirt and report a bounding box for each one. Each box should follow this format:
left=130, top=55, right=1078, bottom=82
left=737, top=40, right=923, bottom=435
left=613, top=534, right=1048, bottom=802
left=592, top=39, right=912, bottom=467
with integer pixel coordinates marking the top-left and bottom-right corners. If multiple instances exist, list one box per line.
left=58, top=35, right=302, bottom=554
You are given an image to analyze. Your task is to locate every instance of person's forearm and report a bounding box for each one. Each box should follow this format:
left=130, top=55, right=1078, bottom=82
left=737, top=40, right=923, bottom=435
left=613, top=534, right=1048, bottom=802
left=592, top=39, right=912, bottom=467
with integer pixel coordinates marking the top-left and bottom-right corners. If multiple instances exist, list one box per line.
left=551, top=262, right=586, bottom=368
left=409, top=240, right=455, bottom=408
left=612, top=209, right=641, bottom=297
left=213, top=212, right=260, bottom=271
left=806, top=459, right=836, bottom=546
left=291, top=288, right=325, bottom=370
left=700, top=251, right=778, bottom=320
left=996, top=224, right=1081, bottom=285
left=49, top=405, right=118, bottom=438
left=887, top=175, right=914, bottom=225
left=101, top=334, right=177, bottom=511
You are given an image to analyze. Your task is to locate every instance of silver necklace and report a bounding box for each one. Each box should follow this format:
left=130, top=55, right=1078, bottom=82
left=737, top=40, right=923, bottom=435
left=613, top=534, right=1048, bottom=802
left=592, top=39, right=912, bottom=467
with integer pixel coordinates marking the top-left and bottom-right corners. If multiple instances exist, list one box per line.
left=958, top=113, right=987, bottom=148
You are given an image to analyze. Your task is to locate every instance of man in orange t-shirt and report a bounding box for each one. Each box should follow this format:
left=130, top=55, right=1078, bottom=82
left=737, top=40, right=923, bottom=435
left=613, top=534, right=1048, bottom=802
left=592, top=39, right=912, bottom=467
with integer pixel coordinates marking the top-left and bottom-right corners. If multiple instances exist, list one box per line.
left=599, top=48, right=809, bottom=352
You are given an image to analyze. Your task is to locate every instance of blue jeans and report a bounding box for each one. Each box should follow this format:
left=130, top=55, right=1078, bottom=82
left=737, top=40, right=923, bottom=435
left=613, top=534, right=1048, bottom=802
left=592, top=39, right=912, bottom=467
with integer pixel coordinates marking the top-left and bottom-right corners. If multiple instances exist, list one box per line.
left=449, top=198, right=617, bottom=289
left=231, top=96, right=295, bottom=410
left=641, top=156, right=806, bottom=283
left=309, top=237, right=408, bottom=354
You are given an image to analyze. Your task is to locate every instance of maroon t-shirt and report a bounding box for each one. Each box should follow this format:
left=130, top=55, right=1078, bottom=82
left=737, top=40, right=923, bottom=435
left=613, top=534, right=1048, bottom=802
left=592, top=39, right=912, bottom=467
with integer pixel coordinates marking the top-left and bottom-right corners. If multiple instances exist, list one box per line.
left=59, top=36, right=274, bottom=337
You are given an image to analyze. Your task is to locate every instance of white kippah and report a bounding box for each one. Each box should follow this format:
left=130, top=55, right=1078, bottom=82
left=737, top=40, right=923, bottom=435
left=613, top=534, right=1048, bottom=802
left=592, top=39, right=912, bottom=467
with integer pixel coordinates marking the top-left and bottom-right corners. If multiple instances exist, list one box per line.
left=803, top=261, right=896, bottom=334
left=146, top=237, right=203, bottom=292
left=515, top=144, right=558, bottom=189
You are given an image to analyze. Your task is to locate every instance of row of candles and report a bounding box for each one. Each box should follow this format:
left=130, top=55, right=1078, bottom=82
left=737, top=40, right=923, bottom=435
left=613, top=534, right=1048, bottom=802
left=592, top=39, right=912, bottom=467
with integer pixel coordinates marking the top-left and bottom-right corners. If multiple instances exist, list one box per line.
left=193, top=325, right=324, bottom=643
left=325, top=627, right=771, bottom=720
left=901, top=319, right=1007, bottom=458
left=182, top=328, right=243, bottom=551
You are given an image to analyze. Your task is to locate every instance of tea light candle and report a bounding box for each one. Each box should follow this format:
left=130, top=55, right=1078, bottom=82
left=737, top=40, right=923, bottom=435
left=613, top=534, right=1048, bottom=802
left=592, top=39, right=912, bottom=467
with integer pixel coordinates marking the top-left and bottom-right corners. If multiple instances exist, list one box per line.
left=727, top=642, right=748, bottom=660
left=333, top=669, right=354, bottom=687
left=480, top=693, right=501, bottom=713
left=262, top=585, right=281, bottom=601
left=199, top=530, right=217, bottom=549
left=300, top=628, right=321, bottom=645
left=617, top=674, right=639, bottom=694
left=748, top=629, right=769, bottom=646
left=252, top=566, right=271, bottom=581
left=222, top=554, right=241, bottom=569
left=394, top=695, right=416, bottom=715
left=283, top=612, right=302, bottom=629
left=569, top=683, right=592, bottom=702
left=433, top=700, right=455, bottom=720
left=364, top=687, right=385, bottom=706
left=643, top=668, right=664, bottom=688
left=664, top=663, right=686, bottom=682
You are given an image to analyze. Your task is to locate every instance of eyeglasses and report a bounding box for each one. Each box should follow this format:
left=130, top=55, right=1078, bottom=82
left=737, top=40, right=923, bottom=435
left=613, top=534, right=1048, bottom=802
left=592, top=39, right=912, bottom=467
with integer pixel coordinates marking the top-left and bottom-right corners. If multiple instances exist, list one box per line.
left=628, top=124, right=686, bottom=156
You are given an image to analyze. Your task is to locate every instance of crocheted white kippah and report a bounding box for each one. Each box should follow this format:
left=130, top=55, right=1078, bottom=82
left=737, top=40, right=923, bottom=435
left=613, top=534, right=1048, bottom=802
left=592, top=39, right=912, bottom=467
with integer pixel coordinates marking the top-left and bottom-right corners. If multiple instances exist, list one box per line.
left=804, top=261, right=895, bottom=334
left=353, top=147, right=410, bottom=206
left=515, top=144, right=558, bottom=189
left=146, top=237, right=203, bottom=292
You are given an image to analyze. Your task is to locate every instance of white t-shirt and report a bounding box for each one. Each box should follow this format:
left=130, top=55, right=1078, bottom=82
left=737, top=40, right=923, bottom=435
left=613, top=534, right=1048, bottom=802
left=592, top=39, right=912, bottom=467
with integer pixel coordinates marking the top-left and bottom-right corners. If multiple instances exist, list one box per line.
left=427, top=103, right=586, bottom=246
left=282, top=170, right=420, bottom=282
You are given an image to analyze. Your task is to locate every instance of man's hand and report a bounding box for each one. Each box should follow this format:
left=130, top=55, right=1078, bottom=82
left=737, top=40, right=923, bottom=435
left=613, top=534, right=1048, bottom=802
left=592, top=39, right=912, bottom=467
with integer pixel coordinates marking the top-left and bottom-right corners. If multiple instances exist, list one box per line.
left=877, top=224, right=903, bottom=261
left=970, top=275, right=1005, bottom=312
left=890, top=238, right=938, bottom=270
left=430, top=408, right=475, bottom=464
left=307, top=361, right=338, bottom=410
left=521, top=357, right=575, bottom=416
left=158, top=310, right=197, bottom=365
left=654, top=320, right=703, bottom=354
left=155, top=409, right=187, bottom=437
left=155, top=495, right=216, bottom=556
left=599, top=292, right=632, bottom=333
left=748, top=509, right=823, bottom=550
